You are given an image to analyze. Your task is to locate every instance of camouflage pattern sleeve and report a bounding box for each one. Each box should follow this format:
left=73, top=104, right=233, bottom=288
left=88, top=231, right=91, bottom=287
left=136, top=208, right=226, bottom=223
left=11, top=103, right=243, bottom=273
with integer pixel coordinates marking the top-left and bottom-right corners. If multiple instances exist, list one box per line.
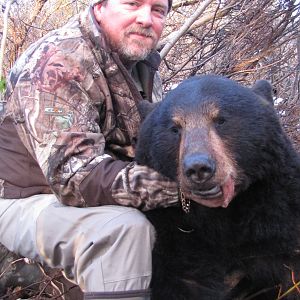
left=111, top=162, right=179, bottom=211
left=9, top=38, right=127, bottom=207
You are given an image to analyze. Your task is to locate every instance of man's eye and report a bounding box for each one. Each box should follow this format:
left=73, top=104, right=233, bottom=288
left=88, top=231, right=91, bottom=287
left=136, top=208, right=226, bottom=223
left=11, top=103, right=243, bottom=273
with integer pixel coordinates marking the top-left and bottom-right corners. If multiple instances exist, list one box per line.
left=153, top=7, right=166, bottom=16
left=125, top=1, right=139, bottom=6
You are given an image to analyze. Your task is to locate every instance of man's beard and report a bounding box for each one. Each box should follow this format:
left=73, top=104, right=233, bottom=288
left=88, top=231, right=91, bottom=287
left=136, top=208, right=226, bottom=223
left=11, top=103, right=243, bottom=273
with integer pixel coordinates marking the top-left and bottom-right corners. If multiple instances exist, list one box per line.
left=109, top=25, right=157, bottom=63
left=118, top=41, right=151, bottom=62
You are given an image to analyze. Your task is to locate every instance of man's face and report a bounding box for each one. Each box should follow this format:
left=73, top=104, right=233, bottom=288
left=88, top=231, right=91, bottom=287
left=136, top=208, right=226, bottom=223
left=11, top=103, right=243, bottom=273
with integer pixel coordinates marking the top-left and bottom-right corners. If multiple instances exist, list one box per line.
left=94, top=0, right=168, bottom=62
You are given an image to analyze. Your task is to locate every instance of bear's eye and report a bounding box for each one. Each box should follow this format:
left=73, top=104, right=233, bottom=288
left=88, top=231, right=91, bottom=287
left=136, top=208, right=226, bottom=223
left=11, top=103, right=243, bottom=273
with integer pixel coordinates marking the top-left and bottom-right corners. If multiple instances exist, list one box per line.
left=215, top=116, right=226, bottom=126
left=170, top=125, right=181, bottom=134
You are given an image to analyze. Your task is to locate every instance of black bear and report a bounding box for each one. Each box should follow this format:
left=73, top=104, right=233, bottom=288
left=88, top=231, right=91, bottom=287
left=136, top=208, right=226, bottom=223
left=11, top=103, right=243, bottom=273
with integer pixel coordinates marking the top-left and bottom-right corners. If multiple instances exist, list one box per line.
left=136, top=75, right=300, bottom=300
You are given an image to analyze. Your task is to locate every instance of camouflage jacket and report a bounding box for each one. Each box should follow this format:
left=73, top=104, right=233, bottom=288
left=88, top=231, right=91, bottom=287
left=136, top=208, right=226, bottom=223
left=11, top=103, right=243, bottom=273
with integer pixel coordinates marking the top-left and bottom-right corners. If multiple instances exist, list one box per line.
left=0, top=6, right=178, bottom=208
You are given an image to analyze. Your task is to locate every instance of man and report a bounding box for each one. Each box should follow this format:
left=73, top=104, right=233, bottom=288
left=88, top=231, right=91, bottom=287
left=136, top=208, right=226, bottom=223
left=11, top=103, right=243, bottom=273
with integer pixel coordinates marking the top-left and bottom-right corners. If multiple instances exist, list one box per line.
left=0, top=0, right=176, bottom=299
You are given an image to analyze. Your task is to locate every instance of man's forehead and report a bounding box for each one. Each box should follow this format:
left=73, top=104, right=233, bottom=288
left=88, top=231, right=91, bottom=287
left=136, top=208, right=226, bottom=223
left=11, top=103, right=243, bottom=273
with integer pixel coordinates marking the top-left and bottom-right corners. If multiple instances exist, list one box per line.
left=90, top=0, right=172, bottom=11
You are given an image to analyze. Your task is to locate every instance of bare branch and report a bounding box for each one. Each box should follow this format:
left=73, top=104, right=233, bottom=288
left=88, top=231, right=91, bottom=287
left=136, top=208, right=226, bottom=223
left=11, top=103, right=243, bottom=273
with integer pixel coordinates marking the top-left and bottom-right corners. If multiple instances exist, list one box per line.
left=160, top=0, right=214, bottom=59
left=0, top=0, right=14, bottom=82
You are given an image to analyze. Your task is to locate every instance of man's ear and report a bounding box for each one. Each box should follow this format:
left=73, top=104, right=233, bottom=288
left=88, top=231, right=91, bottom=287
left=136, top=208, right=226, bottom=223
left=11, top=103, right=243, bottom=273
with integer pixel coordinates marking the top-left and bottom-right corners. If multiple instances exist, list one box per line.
left=138, top=100, right=159, bottom=120
left=251, top=80, right=274, bottom=105
left=93, top=3, right=106, bottom=21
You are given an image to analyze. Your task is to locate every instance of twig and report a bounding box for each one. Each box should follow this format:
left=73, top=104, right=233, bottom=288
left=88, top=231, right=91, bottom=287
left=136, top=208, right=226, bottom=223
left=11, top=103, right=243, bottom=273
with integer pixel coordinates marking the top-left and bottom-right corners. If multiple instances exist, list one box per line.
left=160, top=0, right=214, bottom=59
left=277, top=281, right=300, bottom=299
left=0, top=257, right=26, bottom=279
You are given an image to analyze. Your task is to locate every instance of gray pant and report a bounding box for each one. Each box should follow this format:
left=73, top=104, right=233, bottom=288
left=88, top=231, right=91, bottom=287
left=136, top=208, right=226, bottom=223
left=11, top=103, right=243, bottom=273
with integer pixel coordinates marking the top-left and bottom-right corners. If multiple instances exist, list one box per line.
left=0, top=194, right=155, bottom=299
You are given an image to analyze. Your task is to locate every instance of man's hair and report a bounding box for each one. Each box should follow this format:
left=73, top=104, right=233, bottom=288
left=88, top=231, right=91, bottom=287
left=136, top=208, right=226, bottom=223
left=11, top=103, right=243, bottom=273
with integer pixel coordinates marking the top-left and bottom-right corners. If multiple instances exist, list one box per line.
left=91, top=0, right=173, bottom=12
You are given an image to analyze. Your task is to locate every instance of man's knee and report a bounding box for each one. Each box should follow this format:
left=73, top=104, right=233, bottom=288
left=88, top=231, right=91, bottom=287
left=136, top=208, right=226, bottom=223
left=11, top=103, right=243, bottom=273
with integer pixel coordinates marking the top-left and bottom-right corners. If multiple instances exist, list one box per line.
left=105, top=209, right=155, bottom=248
left=40, top=207, right=155, bottom=291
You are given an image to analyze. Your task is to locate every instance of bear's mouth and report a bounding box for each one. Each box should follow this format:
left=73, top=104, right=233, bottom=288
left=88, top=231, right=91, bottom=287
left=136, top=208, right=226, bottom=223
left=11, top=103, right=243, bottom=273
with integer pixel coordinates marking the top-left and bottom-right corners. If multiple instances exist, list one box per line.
left=182, top=175, right=235, bottom=208
left=192, top=185, right=222, bottom=199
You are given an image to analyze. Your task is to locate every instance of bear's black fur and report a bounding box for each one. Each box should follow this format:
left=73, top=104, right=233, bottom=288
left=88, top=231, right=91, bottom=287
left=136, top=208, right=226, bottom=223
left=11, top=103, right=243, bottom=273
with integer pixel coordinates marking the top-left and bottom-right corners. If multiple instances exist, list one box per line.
left=136, top=75, right=300, bottom=300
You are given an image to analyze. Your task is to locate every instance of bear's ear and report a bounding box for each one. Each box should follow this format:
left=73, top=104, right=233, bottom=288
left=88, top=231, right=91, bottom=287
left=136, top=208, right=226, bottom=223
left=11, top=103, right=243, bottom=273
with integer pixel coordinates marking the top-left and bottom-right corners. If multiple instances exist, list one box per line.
left=138, top=100, right=159, bottom=120
left=251, top=80, right=274, bottom=105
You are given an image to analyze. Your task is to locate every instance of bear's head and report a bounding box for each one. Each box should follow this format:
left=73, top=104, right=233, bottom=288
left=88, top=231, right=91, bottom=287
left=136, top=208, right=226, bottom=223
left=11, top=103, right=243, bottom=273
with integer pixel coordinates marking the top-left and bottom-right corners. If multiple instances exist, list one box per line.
left=136, top=75, right=291, bottom=209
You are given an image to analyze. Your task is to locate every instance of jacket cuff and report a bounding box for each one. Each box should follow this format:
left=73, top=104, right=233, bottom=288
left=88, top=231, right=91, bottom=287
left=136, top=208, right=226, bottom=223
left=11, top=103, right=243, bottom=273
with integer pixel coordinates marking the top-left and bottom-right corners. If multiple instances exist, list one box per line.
left=79, top=157, right=129, bottom=206
left=111, top=162, right=179, bottom=211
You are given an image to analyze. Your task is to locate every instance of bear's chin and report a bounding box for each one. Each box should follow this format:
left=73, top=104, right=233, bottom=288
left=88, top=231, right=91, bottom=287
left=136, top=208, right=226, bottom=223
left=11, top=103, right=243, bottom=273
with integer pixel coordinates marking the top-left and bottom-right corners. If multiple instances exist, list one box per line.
left=183, top=176, right=236, bottom=208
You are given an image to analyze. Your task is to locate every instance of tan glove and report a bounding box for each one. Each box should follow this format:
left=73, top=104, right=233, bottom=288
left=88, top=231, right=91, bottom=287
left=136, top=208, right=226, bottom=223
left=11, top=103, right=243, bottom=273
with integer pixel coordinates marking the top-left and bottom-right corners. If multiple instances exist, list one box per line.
left=111, top=162, right=179, bottom=211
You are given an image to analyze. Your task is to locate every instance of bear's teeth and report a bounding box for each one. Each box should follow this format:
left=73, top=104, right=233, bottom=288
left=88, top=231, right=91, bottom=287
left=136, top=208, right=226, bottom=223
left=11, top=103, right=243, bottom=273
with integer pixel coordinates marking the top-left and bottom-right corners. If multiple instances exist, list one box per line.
left=193, top=186, right=222, bottom=198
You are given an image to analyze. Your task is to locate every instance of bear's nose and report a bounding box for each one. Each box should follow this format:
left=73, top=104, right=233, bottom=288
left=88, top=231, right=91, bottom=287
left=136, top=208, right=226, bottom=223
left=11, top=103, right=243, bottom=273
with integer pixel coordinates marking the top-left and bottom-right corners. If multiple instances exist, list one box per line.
left=183, top=154, right=216, bottom=183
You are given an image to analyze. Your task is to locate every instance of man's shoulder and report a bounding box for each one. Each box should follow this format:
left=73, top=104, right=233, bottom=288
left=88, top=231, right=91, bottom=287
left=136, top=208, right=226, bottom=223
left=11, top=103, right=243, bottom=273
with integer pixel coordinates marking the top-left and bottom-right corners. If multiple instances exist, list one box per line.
left=31, top=15, right=85, bottom=57
left=11, top=17, right=94, bottom=78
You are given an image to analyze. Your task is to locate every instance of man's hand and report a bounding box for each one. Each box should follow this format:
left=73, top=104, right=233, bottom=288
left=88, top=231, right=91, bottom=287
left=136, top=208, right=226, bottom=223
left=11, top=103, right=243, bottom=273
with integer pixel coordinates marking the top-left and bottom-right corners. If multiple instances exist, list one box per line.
left=111, top=162, right=179, bottom=211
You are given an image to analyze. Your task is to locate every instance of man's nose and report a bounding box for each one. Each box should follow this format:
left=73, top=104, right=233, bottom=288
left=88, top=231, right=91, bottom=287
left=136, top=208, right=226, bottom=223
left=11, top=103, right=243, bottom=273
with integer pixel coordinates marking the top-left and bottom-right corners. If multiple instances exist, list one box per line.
left=135, top=6, right=153, bottom=27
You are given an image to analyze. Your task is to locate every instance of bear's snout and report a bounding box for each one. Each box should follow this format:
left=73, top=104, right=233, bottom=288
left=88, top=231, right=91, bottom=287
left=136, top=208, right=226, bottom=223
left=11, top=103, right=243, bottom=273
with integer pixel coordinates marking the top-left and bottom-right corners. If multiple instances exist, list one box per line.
left=183, top=153, right=216, bottom=184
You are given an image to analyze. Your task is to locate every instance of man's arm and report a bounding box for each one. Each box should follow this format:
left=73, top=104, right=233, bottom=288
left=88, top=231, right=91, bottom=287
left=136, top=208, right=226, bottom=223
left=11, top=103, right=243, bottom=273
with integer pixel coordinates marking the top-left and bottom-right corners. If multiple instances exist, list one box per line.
left=10, top=45, right=177, bottom=209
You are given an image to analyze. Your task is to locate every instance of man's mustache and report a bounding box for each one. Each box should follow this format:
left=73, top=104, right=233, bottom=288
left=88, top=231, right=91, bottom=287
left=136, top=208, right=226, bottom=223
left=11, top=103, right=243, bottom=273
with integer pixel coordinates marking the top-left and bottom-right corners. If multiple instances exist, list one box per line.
left=125, top=26, right=156, bottom=39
